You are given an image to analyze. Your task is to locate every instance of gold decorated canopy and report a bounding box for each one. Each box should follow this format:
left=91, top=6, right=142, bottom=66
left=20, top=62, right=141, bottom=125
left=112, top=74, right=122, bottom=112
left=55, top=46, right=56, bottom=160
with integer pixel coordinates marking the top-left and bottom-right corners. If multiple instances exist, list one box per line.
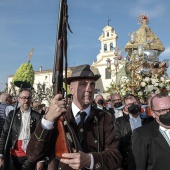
left=125, top=15, right=165, bottom=52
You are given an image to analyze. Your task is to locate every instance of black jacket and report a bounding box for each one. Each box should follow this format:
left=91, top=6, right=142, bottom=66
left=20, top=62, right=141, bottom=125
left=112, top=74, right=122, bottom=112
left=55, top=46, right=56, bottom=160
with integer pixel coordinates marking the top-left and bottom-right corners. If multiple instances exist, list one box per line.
left=0, top=108, right=42, bottom=154
left=129, top=120, right=170, bottom=170
left=114, top=114, right=153, bottom=169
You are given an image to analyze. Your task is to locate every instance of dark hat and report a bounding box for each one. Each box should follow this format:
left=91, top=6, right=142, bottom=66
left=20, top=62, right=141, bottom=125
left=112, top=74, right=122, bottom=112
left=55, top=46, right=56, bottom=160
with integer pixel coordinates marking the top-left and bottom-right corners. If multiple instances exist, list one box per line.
left=65, top=64, right=101, bottom=85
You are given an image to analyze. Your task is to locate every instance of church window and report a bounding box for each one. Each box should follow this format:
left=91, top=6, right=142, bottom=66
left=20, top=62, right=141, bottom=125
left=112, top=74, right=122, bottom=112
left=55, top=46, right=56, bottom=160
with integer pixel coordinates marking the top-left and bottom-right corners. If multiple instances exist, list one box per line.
left=105, top=68, right=111, bottom=79
left=104, top=44, right=107, bottom=51
left=110, top=43, right=113, bottom=51
left=107, top=32, right=109, bottom=37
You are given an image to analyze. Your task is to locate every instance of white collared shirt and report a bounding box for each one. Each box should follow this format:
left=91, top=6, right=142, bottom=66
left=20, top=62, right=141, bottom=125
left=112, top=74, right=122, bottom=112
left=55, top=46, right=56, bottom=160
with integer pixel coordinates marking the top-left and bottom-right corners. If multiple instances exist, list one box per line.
left=160, top=126, right=170, bottom=140
left=114, top=109, right=123, bottom=119
left=71, top=102, right=90, bottom=125
left=18, top=108, right=31, bottom=152
left=18, top=108, right=31, bottom=140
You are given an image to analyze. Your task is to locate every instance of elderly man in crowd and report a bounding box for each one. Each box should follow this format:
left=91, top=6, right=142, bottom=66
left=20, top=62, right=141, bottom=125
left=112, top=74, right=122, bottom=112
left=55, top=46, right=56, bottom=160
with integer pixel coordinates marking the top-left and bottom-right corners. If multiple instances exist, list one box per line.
left=26, top=64, right=122, bottom=170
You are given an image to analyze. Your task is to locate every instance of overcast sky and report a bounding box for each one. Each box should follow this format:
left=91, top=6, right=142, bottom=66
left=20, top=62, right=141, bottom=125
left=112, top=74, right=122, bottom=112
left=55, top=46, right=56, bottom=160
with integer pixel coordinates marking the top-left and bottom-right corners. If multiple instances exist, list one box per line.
left=0, top=0, right=170, bottom=91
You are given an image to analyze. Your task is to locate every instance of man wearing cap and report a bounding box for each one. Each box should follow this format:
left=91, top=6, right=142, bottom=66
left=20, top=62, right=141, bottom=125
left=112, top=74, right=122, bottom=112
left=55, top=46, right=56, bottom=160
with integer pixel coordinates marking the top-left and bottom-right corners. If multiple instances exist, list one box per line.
left=26, top=64, right=122, bottom=170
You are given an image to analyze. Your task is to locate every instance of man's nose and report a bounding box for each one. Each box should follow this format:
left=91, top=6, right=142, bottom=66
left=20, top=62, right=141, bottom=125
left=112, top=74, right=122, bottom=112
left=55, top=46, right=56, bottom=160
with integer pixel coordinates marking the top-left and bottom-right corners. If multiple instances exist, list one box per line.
left=86, top=83, right=92, bottom=91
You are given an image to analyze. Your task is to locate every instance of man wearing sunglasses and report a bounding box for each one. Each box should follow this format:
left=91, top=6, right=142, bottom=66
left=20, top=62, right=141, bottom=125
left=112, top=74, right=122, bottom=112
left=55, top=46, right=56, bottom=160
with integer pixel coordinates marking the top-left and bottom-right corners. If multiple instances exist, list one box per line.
left=129, top=93, right=170, bottom=170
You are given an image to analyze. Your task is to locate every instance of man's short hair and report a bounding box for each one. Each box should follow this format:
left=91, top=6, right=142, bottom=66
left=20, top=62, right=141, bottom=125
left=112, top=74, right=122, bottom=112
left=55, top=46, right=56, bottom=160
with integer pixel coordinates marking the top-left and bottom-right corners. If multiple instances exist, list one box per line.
left=19, top=88, right=32, bottom=97
left=95, top=94, right=103, bottom=100
left=150, top=93, right=169, bottom=110
left=123, top=94, right=138, bottom=103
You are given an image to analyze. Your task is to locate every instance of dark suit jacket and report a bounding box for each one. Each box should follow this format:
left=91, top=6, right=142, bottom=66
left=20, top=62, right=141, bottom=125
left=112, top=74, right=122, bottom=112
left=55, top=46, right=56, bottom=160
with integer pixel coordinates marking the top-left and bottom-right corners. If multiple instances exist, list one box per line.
left=26, top=106, right=122, bottom=170
left=129, top=120, right=170, bottom=170
left=114, top=114, right=153, bottom=169
left=0, top=108, right=42, bottom=154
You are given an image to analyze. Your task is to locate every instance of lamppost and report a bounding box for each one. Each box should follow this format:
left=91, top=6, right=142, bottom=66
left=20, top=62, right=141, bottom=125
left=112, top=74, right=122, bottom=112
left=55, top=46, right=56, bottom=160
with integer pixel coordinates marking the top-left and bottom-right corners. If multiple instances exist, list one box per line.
left=106, top=47, right=123, bottom=86
left=125, top=31, right=145, bottom=94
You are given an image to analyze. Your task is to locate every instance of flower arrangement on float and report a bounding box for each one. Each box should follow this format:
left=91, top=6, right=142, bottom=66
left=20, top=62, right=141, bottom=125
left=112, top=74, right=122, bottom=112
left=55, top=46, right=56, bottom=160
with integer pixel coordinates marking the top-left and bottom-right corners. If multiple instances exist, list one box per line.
left=137, top=77, right=170, bottom=98
left=106, top=76, right=170, bottom=103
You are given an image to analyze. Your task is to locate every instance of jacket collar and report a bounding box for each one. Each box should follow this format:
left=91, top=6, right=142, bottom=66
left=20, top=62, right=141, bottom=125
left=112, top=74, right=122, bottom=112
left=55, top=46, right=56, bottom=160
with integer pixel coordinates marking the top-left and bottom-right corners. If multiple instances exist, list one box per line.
left=66, top=105, right=97, bottom=125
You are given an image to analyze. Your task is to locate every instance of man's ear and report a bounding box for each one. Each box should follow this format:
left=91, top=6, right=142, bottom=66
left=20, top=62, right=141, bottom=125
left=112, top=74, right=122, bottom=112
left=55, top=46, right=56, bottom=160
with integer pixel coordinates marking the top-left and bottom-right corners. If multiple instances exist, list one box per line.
left=151, top=110, right=156, bottom=118
left=69, top=84, right=74, bottom=95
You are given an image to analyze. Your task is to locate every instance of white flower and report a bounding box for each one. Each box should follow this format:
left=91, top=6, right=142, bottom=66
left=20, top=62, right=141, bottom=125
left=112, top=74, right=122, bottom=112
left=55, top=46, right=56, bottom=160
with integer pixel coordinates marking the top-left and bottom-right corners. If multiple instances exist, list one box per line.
left=141, top=82, right=146, bottom=87
left=138, top=91, right=143, bottom=96
left=144, top=77, right=150, bottom=82
left=165, top=79, right=170, bottom=83
left=166, top=86, right=170, bottom=90
left=121, top=91, right=126, bottom=96
left=160, top=77, right=165, bottom=82
left=153, top=83, right=159, bottom=87
left=158, top=83, right=164, bottom=88
left=155, top=89, right=161, bottom=94
left=120, top=84, right=125, bottom=88
left=147, top=85, right=154, bottom=91
left=151, top=78, right=159, bottom=84
left=120, top=76, right=127, bottom=83
left=168, top=92, right=170, bottom=96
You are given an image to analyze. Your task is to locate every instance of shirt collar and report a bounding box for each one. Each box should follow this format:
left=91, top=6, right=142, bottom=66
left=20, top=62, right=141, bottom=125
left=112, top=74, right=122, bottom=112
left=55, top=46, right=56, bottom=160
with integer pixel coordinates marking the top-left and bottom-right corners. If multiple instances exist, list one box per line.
left=160, top=125, right=170, bottom=132
left=71, top=102, right=91, bottom=118
left=129, top=114, right=141, bottom=120
left=20, top=107, right=31, bottom=114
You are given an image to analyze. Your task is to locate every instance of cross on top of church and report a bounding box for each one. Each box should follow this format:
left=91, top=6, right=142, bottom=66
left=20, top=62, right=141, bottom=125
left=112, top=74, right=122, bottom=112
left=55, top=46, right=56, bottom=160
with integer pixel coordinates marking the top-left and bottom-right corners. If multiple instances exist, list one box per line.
left=107, top=18, right=111, bottom=26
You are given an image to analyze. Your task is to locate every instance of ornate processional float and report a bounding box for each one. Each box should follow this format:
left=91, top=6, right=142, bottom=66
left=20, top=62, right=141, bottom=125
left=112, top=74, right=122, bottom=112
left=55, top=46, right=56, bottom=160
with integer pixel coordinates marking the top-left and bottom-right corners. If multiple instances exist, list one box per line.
left=106, top=13, right=170, bottom=103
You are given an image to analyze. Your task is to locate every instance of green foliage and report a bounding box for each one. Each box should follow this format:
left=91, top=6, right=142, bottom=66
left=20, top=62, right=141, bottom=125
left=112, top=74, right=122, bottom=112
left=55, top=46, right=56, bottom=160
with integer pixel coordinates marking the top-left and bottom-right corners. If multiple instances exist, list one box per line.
left=12, top=62, right=35, bottom=87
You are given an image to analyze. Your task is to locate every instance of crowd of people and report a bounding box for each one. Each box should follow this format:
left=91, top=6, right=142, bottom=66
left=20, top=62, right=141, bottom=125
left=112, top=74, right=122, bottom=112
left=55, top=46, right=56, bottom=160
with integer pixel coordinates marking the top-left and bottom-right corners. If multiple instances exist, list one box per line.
left=0, top=64, right=170, bottom=170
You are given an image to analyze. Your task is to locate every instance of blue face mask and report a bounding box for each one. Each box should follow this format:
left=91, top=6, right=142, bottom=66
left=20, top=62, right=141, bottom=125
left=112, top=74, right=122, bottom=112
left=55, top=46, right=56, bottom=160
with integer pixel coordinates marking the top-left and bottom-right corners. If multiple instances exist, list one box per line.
left=114, top=105, right=125, bottom=110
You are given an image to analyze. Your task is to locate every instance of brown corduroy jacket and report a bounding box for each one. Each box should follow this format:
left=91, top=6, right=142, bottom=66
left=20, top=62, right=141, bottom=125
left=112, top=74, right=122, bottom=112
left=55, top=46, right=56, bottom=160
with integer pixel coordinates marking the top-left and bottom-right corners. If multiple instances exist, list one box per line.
left=26, top=106, right=122, bottom=170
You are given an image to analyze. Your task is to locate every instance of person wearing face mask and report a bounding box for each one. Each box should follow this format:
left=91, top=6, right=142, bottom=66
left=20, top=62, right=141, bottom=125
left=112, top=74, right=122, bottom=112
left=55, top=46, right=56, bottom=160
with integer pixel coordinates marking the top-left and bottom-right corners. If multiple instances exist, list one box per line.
left=129, top=93, right=170, bottom=170
left=111, top=93, right=124, bottom=120
left=114, top=94, right=151, bottom=170
left=94, top=94, right=105, bottom=110
left=94, top=95, right=115, bottom=121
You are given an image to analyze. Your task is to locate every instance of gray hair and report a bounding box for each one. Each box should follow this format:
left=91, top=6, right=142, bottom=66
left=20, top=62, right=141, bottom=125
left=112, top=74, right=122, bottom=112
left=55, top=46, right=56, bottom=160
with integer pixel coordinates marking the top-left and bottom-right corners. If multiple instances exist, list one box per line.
left=0, top=93, right=12, bottom=104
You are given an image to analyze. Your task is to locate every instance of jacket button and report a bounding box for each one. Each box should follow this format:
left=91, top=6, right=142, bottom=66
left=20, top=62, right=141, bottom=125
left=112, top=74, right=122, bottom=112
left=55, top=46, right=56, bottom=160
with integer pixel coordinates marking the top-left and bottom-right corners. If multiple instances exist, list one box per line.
left=95, top=140, right=98, bottom=143
left=59, top=167, right=62, bottom=170
left=95, top=162, right=101, bottom=170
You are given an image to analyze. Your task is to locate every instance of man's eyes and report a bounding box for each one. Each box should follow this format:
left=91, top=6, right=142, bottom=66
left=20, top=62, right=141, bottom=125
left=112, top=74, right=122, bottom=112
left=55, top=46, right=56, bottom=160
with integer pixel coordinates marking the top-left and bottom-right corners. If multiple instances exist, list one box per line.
left=80, top=82, right=95, bottom=86
left=80, top=82, right=86, bottom=85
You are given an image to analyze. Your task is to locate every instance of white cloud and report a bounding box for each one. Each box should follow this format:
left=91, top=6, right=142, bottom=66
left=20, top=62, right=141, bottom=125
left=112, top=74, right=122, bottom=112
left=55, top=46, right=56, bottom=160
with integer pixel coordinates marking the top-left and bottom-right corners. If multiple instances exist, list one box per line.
left=128, top=0, right=167, bottom=19
left=161, top=46, right=170, bottom=57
